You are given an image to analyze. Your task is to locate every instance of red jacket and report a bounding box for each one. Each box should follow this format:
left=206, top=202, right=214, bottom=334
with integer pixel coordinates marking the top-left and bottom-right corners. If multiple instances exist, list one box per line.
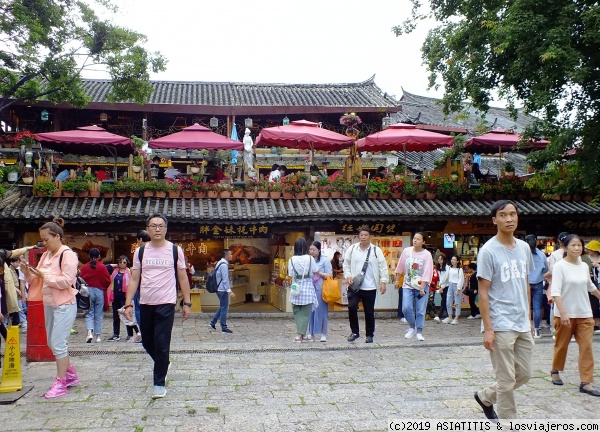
left=79, top=260, right=111, bottom=291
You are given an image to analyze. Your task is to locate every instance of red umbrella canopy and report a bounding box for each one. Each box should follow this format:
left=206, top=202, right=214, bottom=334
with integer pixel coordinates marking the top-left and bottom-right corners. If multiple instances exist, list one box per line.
left=148, top=123, right=243, bottom=151
left=255, top=120, right=354, bottom=151
left=465, top=128, right=549, bottom=153
left=35, top=125, right=134, bottom=157
left=356, top=123, right=455, bottom=152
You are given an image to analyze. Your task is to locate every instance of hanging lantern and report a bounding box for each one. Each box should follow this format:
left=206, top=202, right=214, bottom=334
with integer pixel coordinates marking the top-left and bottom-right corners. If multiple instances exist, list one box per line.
left=244, top=117, right=253, bottom=128
left=41, top=110, right=49, bottom=121
left=100, top=112, right=108, bottom=122
left=282, top=116, right=290, bottom=125
left=210, top=116, right=219, bottom=128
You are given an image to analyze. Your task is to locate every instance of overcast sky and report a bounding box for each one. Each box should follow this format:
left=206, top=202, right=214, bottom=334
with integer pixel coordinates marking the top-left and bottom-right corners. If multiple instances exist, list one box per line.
left=101, top=0, right=444, bottom=102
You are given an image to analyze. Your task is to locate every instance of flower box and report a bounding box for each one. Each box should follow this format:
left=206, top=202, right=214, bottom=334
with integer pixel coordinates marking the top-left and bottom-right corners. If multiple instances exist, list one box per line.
left=330, top=191, right=342, bottom=198
left=89, top=190, right=100, bottom=198
left=257, top=191, right=269, bottom=199
left=307, top=190, right=318, bottom=199
left=269, top=191, right=281, bottom=199
left=181, top=190, right=193, bottom=198
left=168, top=191, right=181, bottom=198
left=156, top=191, right=167, bottom=198
left=245, top=191, right=256, bottom=199
left=207, top=191, right=218, bottom=198
left=220, top=190, right=232, bottom=199
left=232, top=190, right=244, bottom=199
left=296, top=192, right=306, bottom=199
left=103, top=192, right=114, bottom=198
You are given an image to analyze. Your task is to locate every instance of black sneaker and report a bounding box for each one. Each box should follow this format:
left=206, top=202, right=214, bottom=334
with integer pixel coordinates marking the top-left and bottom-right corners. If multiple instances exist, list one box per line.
left=474, top=392, right=498, bottom=419
left=107, top=335, right=120, bottom=341
left=125, top=335, right=131, bottom=342
left=209, top=322, right=216, bottom=330
left=347, top=333, right=359, bottom=342
left=365, top=336, right=373, bottom=343
left=222, top=328, right=233, bottom=334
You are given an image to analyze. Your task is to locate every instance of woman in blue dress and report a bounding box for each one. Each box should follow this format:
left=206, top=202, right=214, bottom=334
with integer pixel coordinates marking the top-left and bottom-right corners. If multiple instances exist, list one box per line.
left=308, top=241, right=333, bottom=342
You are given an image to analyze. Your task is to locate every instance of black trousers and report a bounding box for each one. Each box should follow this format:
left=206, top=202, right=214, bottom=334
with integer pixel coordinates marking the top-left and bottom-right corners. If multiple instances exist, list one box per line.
left=139, top=303, right=175, bottom=386
left=437, top=287, right=449, bottom=319
left=397, top=288, right=404, bottom=319
left=467, top=291, right=480, bottom=317
left=112, top=294, right=126, bottom=336
left=348, top=289, right=376, bottom=337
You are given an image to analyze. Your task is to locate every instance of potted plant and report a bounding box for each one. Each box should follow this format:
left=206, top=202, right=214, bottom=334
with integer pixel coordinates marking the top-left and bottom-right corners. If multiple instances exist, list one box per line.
left=114, top=180, right=129, bottom=198
left=219, top=183, right=232, bottom=199
left=422, top=175, right=440, bottom=199
left=21, top=167, right=33, bottom=184
left=62, top=178, right=89, bottom=197
left=167, top=181, right=180, bottom=198
left=342, top=180, right=358, bottom=198
left=132, top=155, right=144, bottom=173
left=257, top=179, right=270, bottom=198
left=437, top=178, right=461, bottom=199
left=403, top=180, right=417, bottom=199
left=178, top=177, right=194, bottom=198
left=100, top=182, right=116, bottom=198
left=503, top=161, right=515, bottom=177
left=232, top=184, right=244, bottom=199
left=389, top=179, right=405, bottom=198
left=4, top=165, right=20, bottom=183
left=268, top=181, right=282, bottom=199
left=154, top=181, right=170, bottom=198
left=244, top=178, right=257, bottom=198
left=330, top=177, right=346, bottom=198
left=141, top=181, right=156, bottom=197
left=34, top=180, right=59, bottom=197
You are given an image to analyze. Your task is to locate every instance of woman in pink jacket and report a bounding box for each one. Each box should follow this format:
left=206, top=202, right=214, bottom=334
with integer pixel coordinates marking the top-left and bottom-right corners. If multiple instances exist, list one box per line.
left=20, top=218, right=79, bottom=399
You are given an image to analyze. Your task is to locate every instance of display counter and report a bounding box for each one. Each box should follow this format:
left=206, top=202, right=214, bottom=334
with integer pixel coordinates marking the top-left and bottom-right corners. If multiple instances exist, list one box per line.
left=191, top=268, right=249, bottom=309
left=266, top=283, right=292, bottom=312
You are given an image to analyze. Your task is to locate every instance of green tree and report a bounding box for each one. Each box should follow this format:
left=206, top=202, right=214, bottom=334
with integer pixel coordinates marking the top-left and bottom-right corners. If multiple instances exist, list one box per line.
left=394, top=0, right=600, bottom=189
left=0, top=0, right=167, bottom=113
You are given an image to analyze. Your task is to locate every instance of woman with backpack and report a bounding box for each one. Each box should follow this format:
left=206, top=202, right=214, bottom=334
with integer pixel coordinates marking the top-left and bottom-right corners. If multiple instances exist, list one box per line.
left=79, top=248, right=111, bottom=343
left=19, top=218, right=79, bottom=398
left=288, top=238, right=318, bottom=342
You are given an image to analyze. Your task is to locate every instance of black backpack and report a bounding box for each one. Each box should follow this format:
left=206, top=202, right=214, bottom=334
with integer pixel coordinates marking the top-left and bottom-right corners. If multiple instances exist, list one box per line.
left=205, top=261, right=226, bottom=293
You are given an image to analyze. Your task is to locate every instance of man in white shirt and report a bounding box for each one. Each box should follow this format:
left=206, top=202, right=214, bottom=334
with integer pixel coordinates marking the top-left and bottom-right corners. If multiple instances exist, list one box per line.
left=268, top=164, right=280, bottom=182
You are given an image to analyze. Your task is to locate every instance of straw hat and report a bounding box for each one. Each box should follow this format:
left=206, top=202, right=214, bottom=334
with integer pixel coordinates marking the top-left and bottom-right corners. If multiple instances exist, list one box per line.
left=585, top=240, right=600, bottom=252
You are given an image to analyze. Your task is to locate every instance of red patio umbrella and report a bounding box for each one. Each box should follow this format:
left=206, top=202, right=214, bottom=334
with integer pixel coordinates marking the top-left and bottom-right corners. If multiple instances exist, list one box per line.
left=256, top=120, right=354, bottom=165
left=465, top=128, right=549, bottom=173
left=356, top=123, right=455, bottom=171
left=465, top=128, right=549, bottom=153
left=148, top=124, right=243, bottom=151
left=35, top=125, right=134, bottom=157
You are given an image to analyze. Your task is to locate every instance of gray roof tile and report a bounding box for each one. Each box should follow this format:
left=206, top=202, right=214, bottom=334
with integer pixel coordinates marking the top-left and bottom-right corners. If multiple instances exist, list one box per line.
left=77, top=76, right=398, bottom=109
left=2, top=195, right=598, bottom=225
left=398, top=90, right=537, bottom=133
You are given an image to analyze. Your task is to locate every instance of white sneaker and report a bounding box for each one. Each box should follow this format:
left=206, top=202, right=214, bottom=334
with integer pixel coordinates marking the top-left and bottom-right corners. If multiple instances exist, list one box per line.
left=405, top=328, right=416, bottom=339
left=475, top=314, right=481, bottom=318
left=433, top=316, right=440, bottom=323
left=95, top=335, right=101, bottom=343
left=400, top=318, right=407, bottom=323
left=467, top=315, right=475, bottom=320
left=320, top=335, right=327, bottom=342
left=533, top=329, right=541, bottom=339
left=451, top=319, right=458, bottom=325
left=594, top=329, right=600, bottom=335
left=306, top=335, right=314, bottom=342
left=540, top=322, right=549, bottom=329
left=416, top=333, right=425, bottom=341
left=442, top=317, right=450, bottom=324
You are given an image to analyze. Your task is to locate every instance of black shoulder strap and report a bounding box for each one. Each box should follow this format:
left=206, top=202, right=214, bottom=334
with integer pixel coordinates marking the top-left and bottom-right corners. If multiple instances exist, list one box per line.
left=173, top=244, right=179, bottom=288
left=215, top=261, right=225, bottom=287
left=138, top=245, right=145, bottom=291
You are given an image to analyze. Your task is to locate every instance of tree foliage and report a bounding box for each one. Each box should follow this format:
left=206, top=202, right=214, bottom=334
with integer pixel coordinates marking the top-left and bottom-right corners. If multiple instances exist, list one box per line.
left=0, top=0, right=167, bottom=113
left=394, top=0, right=600, bottom=190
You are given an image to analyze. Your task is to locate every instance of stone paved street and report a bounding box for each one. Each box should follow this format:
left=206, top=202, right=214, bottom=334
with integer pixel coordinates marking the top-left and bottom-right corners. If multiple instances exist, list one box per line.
left=1, top=313, right=599, bottom=431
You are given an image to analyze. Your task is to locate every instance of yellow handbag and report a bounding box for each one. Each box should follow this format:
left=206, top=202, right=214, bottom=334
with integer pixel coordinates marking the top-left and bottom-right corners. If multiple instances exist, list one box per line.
left=322, top=276, right=341, bottom=303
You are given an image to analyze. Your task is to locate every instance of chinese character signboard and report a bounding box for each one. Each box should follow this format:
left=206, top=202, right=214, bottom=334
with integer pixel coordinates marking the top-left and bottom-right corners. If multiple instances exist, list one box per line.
left=337, top=222, right=402, bottom=236
left=199, top=224, right=270, bottom=238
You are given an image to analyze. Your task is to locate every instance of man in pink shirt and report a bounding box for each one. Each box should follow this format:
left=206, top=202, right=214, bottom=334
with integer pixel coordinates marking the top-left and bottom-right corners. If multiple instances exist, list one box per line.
left=124, top=214, right=191, bottom=399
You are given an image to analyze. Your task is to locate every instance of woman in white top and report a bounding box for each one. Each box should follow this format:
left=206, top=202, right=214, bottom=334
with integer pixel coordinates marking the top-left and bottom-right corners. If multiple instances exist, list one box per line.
left=444, top=255, right=464, bottom=325
left=287, top=238, right=318, bottom=342
left=550, top=234, right=600, bottom=397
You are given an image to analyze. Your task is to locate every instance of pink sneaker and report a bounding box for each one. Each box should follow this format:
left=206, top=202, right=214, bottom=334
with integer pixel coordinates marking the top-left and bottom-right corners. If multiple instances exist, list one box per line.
left=65, top=365, right=80, bottom=387
left=44, top=377, right=68, bottom=399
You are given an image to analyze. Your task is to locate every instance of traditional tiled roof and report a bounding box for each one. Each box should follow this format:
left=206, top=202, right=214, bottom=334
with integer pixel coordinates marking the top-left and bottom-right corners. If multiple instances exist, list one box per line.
left=2, top=195, right=597, bottom=225
left=398, top=150, right=528, bottom=176
left=397, top=90, right=537, bottom=133
left=77, top=76, right=398, bottom=112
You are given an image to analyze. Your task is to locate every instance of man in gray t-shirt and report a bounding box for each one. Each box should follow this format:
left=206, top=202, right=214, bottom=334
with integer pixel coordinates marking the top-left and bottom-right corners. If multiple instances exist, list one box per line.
left=474, top=200, right=534, bottom=421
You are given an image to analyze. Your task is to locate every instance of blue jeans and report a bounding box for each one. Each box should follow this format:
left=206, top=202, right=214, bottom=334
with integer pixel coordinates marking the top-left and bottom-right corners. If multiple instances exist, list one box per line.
left=402, top=288, right=428, bottom=331
left=211, top=291, right=230, bottom=330
left=133, top=290, right=141, bottom=326
left=85, top=287, right=105, bottom=335
left=530, top=282, right=545, bottom=329
left=18, top=298, right=27, bottom=325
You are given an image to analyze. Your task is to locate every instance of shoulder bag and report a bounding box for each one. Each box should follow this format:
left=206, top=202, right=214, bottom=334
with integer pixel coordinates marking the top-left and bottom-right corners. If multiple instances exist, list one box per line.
left=290, top=256, right=309, bottom=297
left=348, top=246, right=371, bottom=293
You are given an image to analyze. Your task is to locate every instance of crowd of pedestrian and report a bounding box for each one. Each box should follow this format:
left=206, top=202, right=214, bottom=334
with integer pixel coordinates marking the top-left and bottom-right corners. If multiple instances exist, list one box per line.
left=2, top=201, right=600, bottom=415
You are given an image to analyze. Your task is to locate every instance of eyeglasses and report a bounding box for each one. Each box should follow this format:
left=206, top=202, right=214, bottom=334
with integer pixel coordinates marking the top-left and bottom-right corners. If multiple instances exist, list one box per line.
left=148, top=224, right=166, bottom=230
